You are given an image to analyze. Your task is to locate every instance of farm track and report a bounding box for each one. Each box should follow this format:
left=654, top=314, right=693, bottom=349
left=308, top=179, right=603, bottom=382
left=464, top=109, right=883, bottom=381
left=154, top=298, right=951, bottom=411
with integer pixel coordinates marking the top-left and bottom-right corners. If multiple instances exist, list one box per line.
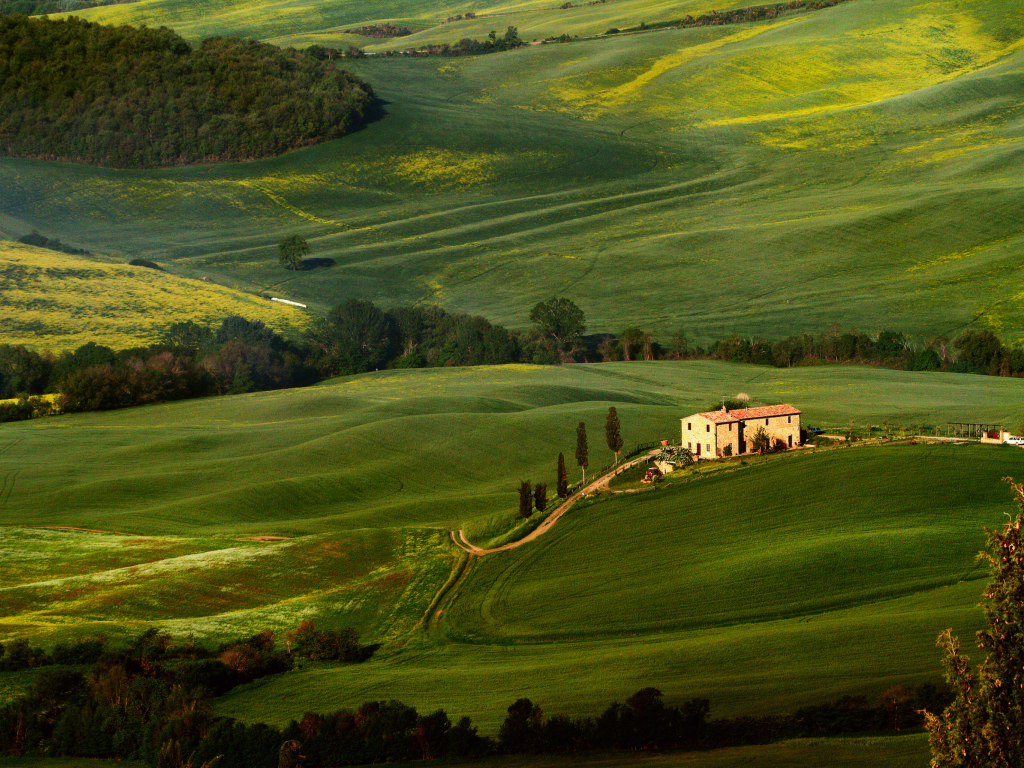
left=452, top=435, right=966, bottom=556
left=451, top=448, right=658, bottom=555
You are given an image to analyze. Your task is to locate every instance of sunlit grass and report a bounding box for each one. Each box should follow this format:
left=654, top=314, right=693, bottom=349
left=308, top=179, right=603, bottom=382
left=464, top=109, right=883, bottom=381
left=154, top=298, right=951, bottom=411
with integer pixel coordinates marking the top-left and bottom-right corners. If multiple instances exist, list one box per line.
left=0, top=241, right=311, bottom=351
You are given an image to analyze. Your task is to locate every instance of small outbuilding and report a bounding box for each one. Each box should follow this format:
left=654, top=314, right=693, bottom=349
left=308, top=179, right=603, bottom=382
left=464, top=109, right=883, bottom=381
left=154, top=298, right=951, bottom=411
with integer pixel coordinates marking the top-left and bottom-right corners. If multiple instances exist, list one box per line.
left=681, top=404, right=801, bottom=459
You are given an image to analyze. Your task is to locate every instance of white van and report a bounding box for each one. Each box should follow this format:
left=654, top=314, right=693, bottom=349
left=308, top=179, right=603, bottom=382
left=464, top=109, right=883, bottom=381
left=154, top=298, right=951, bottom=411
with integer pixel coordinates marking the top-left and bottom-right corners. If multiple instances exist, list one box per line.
left=1004, top=435, right=1024, bottom=445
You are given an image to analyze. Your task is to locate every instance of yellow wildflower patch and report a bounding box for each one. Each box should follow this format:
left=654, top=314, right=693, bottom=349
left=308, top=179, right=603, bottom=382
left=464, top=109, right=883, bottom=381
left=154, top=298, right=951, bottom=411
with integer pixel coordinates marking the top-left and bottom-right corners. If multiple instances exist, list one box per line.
left=0, top=241, right=311, bottom=352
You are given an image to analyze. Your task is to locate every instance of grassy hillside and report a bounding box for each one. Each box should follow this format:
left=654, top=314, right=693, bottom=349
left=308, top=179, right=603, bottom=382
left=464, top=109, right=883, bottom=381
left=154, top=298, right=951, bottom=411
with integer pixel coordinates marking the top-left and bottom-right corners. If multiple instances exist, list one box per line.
left=3, top=361, right=1022, bottom=731
left=216, top=447, right=1005, bottom=730
left=54, top=0, right=720, bottom=47
left=446, top=443, right=1009, bottom=641
left=0, top=240, right=311, bottom=350
left=2, top=0, right=1021, bottom=343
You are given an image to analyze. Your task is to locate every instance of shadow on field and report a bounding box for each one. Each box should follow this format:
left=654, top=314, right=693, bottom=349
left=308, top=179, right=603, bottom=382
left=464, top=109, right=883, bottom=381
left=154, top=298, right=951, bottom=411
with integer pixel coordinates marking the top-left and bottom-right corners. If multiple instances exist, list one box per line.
left=358, top=643, right=382, bottom=662
left=302, top=258, right=336, bottom=270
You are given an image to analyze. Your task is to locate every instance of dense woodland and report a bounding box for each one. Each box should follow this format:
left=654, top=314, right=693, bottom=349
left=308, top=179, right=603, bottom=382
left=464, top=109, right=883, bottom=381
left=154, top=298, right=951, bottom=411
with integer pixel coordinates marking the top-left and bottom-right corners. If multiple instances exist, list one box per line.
left=0, top=16, right=375, bottom=168
left=3, top=294, right=1024, bottom=421
left=0, top=626, right=950, bottom=765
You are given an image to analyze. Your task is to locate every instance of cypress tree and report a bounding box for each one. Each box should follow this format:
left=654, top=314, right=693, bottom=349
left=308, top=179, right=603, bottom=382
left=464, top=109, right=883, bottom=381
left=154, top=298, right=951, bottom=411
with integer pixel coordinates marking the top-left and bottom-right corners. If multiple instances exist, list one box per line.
left=576, top=422, right=589, bottom=484
left=605, top=406, right=623, bottom=463
left=556, top=453, right=569, bottom=498
left=534, top=482, right=547, bottom=513
left=518, top=480, right=533, bottom=518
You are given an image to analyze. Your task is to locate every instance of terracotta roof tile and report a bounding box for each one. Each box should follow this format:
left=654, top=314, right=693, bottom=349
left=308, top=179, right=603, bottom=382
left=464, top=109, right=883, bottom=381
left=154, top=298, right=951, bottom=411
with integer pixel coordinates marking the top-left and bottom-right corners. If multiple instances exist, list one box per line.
left=689, top=404, right=801, bottom=424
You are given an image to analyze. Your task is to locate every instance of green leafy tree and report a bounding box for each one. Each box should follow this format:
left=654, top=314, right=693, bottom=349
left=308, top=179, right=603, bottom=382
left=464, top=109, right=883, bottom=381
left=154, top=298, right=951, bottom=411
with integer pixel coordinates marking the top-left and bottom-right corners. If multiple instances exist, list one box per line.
left=278, top=234, right=309, bottom=270
left=605, top=406, right=623, bottom=463
left=924, top=477, right=1024, bottom=768
left=575, top=421, right=589, bottom=484
left=750, top=426, right=770, bottom=454
left=519, top=480, right=533, bottom=518
left=529, top=298, right=586, bottom=352
left=161, top=320, right=213, bottom=352
left=556, top=452, right=569, bottom=498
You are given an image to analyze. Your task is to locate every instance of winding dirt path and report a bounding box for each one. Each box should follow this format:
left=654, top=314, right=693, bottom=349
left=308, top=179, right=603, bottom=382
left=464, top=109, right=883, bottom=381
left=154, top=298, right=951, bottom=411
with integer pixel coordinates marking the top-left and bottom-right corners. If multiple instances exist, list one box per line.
left=451, top=449, right=660, bottom=556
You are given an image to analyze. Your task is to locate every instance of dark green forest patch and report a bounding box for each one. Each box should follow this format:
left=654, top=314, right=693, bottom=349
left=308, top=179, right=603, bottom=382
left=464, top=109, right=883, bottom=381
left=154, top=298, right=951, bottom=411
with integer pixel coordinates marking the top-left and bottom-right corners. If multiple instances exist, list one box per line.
left=0, top=16, right=376, bottom=168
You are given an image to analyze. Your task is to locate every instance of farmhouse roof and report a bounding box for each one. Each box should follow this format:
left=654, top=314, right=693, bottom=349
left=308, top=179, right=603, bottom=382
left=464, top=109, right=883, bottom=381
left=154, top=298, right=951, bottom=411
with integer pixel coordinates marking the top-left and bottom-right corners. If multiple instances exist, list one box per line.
left=690, top=404, right=801, bottom=424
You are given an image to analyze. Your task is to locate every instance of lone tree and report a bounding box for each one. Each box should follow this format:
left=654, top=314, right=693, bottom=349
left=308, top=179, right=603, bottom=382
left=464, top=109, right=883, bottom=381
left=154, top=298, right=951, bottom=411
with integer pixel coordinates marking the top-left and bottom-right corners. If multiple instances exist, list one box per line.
left=750, top=426, right=771, bottom=454
left=605, top=406, right=623, bottom=463
left=278, top=234, right=309, bottom=270
left=924, top=476, right=1024, bottom=768
left=575, top=421, right=589, bottom=484
left=534, top=482, right=547, bottom=513
left=518, top=480, right=533, bottom=518
left=529, top=297, right=586, bottom=353
left=556, top=452, right=569, bottom=498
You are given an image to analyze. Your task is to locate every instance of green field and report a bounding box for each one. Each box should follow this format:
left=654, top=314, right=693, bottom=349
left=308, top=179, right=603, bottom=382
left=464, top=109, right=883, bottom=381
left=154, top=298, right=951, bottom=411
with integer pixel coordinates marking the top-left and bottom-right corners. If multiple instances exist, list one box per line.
left=2, top=0, right=1022, bottom=343
left=5, top=2, right=1024, bottom=763
left=2, top=362, right=1021, bottom=743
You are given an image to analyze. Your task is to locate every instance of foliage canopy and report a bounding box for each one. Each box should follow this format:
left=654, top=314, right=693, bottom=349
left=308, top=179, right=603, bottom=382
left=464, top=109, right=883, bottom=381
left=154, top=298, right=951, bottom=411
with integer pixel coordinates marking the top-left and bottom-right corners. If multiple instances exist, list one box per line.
left=924, top=477, right=1024, bottom=768
left=530, top=298, right=586, bottom=351
left=0, top=16, right=375, bottom=168
left=278, top=234, right=309, bottom=271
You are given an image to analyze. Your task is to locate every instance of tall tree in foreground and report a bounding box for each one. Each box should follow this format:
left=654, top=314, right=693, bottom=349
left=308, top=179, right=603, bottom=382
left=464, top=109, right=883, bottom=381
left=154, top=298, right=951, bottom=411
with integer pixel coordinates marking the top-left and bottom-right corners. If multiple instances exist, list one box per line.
left=605, top=406, right=623, bottom=464
left=518, top=480, right=533, bottom=518
left=924, top=477, right=1024, bottom=768
left=576, top=421, right=589, bottom=484
left=556, top=452, right=569, bottom=498
left=278, top=234, right=309, bottom=270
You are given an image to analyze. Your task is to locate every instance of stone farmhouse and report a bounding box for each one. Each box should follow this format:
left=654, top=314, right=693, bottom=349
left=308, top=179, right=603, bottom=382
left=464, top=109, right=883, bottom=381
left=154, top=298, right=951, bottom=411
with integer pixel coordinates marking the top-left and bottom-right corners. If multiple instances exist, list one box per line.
left=681, top=404, right=801, bottom=459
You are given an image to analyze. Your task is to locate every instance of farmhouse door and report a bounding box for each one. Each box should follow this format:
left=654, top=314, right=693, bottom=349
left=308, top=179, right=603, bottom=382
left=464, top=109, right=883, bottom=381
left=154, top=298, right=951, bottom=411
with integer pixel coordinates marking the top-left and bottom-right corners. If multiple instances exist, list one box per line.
left=737, top=422, right=745, bottom=453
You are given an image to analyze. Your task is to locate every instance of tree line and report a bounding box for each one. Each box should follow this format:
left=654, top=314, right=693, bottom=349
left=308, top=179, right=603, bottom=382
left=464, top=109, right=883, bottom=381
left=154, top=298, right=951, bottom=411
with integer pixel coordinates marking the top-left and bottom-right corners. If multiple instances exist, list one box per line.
left=0, top=299, right=555, bottom=420
left=0, top=16, right=375, bottom=168
left=378, top=25, right=523, bottom=58
left=0, top=622, right=953, bottom=766
left=4, top=295, right=1022, bottom=423
left=606, top=0, right=851, bottom=35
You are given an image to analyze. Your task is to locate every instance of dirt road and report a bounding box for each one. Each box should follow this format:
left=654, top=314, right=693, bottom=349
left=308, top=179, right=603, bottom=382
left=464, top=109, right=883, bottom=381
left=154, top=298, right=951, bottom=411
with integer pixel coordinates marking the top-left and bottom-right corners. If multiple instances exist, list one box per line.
left=451, top=449, right=659, bottom=556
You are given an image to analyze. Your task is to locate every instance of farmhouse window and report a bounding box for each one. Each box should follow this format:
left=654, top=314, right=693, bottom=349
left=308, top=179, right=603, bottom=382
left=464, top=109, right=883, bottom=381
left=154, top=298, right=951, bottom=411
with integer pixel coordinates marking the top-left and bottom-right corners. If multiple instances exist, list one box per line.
left=706, top=443, right=711, bottom=454
left=788, top=415, right=792, bottom=423
left=765, top=418, right=769, bottom=425
left=706, top=425, right=710, bottom=432
left=687, top=422, right=691, bottom=430
left=729, top=423, right=733, bottom=431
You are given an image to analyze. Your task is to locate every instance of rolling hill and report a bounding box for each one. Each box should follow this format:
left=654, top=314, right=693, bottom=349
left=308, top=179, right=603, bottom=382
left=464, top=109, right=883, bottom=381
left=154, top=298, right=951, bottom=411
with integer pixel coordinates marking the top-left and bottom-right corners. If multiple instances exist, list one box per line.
left=2, top=361, right=1021, bottom=738
left=0, top=0, right=1020, bottom=343
left=0, top=240, right=311, bottom=350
